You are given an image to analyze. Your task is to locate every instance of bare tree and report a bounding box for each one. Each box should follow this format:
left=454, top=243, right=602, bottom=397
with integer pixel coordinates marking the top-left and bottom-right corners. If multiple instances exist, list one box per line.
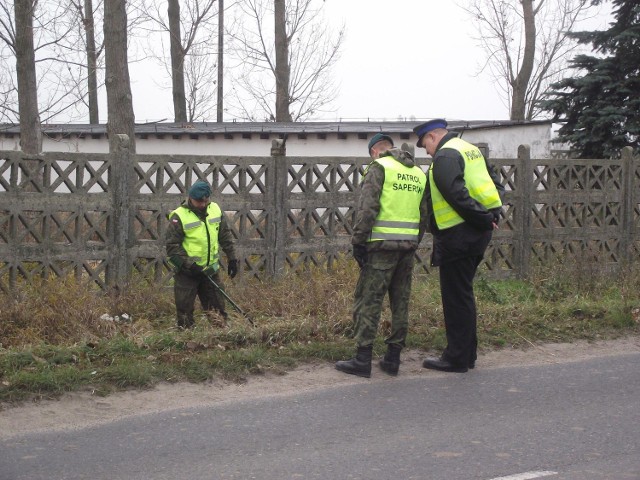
left=216, top=0, right=224, bottom=122
left=273, top=0, right=290, bottom=121
left=0, top=0, right=107, bottom=125
left=13, top=0, right=41, bottom=153
left=135, top=0, right=219, bottom=123
left=69, top=0, right=104, bottom=124
left=104, top=0, right=136, bottom=152
left=462, top=0, right=595, bottom=120
left=184, top=43, right=219, bottom=122
left=0, top=2, right=20, bottom=123
left=228, top=0, right=344, bottom=121
left=168, top=0, right=187, bottom=121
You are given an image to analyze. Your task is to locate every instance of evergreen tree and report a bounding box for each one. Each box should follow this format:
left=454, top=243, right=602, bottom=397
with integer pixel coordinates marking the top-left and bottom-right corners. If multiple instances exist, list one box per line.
left=542, top=0, right=639, bottom=158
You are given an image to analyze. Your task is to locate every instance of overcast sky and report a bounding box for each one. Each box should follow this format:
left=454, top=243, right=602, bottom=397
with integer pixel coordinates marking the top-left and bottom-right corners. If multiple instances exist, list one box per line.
left=129, top=0, right=613, bottom=124
left=320, top=0, right=513, bottom=122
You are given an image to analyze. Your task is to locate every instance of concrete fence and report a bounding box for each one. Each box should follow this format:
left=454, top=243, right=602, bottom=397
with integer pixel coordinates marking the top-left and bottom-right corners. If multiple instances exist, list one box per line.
left=0, top=136, right=638, bottom=292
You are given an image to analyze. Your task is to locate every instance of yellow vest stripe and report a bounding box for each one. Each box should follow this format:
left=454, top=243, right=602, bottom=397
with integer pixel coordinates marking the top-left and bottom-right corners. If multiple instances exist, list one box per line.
left=373, top=220, right=420, bottom=229
left=370, top=232, right=421, bottom=241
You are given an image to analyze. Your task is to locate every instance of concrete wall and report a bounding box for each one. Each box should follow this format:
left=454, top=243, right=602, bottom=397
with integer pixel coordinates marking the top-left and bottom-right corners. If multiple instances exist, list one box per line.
left=462, top=123, right=552, bottom=159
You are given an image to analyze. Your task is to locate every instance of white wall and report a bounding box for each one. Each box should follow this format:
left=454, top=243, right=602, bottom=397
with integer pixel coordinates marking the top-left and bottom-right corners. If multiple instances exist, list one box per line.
left=462, top=124, right=551, bottom=159
left=2, top=123, right=552, bottom=159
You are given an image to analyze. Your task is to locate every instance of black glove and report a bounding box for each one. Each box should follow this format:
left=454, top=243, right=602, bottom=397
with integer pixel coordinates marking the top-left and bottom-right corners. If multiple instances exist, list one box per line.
left=228, top=259, right=238, bottom=278
left=352, top=244, right=367, bottom=268
left=492, top=208, right=501, bottom=225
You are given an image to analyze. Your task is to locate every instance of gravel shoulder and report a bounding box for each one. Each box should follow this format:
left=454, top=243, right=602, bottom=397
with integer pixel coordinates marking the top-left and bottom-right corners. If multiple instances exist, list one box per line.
left=2, top=335, right=639, bottom=440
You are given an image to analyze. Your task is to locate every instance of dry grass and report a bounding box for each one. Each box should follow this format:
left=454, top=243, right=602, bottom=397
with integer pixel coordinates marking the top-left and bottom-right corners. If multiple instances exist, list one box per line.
left=1, top=260, right=639, bottom=403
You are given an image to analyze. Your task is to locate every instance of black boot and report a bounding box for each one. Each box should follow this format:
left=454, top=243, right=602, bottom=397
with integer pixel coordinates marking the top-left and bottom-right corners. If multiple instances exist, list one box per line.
left=379, top=344, right=402, bottom=376
left=335, top=346, right=373, bottom=378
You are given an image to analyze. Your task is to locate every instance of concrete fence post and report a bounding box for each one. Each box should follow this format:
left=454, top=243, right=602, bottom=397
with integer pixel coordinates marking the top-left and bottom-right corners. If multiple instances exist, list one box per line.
left=620, top=146, right=635, bottom=269
left=516, top=144, right=532, bottom=279
left=270, top=139, right=287, bottom=276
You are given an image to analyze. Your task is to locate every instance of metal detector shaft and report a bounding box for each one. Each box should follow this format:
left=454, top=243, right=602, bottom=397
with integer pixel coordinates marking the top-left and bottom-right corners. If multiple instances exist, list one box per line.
left=206, top=275, right=254, bottom=325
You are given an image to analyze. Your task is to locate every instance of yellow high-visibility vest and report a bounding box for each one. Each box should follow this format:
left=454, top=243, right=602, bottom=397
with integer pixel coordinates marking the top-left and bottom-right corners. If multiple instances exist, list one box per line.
left=169, top=202, right=222, bottom=270
left=366, top=156, right=426, bottom=242
left=429, top=137, right=502, bottom=230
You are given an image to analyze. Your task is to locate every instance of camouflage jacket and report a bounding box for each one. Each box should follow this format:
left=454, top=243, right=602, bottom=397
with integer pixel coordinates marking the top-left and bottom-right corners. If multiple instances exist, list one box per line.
left=352, top=147, right=429, bottom=252
left=165, top=199, right=237, bottom=271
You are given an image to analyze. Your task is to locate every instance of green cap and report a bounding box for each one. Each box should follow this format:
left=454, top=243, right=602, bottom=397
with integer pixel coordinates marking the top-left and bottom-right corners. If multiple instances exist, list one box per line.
left=367, top=133, right=394, bottom=154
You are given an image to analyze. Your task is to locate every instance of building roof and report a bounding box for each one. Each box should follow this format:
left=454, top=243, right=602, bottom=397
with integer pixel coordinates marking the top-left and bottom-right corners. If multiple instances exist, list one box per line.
left=0, top=119, right=551, bottom=140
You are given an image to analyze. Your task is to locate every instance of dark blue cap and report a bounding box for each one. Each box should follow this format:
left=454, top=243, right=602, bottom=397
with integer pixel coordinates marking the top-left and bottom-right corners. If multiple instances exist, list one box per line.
left=188, top=180, right=212, bottom=200
left=413, top=119, right=448, bottom=147
left=367, top=133, right=394, bottom=154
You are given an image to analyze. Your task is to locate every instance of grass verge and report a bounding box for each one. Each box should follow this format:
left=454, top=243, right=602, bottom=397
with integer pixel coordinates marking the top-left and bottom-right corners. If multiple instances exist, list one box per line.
left=1, top=263, right=639, bottom=404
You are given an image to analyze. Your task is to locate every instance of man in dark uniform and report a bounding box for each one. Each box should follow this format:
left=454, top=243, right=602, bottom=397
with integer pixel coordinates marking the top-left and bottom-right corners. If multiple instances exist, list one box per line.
left=414, top=119, right=504, bottom=372
left=335, top=133, right=429, bottom=378
left=165, top=180, right=238, bottom=329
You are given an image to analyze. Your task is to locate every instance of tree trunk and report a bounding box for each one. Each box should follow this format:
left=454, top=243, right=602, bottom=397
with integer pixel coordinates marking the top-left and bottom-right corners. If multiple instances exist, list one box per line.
left=104, top=0, right=136, bottom=153
left=274, top=0, right=292, bottom=122
left=168, top=0, right=187, bottom=123
left=510, top=0, right=536, bottom=121
left=216, top=0, right=224, bottom=122
left=14, top=0, right=42, bottom=154
left=84, top=0, right=100, bottom=124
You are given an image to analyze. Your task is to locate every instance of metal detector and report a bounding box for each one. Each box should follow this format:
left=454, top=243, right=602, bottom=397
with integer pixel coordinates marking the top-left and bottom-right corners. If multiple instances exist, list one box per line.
left=206, top=274, right=254, bottom=326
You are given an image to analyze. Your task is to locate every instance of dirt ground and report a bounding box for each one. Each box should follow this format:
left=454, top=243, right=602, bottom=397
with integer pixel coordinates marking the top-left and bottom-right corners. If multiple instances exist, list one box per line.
left=1, top=335, right=639, bottom=440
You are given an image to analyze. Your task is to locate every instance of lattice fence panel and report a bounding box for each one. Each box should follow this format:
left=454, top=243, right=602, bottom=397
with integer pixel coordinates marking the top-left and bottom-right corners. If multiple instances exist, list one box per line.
left=0, top=210, right=8, bottom=244
left=0, top=152, right=114, bottom=291
left=529, top=238, right=621, bottom=266
left=1, top=148, right=639, bottom=291
left=530, top=202, right=622, bottom=230
left=283, top=158, right=365, bottom=272
left=487, top=241, right=517, bottom=271
left=413, top=247, right=434, bottom=275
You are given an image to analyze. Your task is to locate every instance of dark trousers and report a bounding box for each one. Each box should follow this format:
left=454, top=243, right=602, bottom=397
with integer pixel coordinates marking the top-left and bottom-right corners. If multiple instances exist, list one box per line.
left=174, top=270, right=227, bottom=328
left=439, top=255, right=483, bottom=367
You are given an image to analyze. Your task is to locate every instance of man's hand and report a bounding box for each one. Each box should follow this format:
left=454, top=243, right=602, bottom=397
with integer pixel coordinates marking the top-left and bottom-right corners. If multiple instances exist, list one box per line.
left=228, top=259, right=239, bottom=278
left=352, top=244, right=367, bottom=268
left=492, top=210, right=501, bottom=230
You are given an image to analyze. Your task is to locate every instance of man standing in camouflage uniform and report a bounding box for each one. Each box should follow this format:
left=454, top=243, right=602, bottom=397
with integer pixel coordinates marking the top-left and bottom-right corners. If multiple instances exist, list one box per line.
left=335, top=134, right=428, bottom=378
left=166, top=180, right=238, bottom=329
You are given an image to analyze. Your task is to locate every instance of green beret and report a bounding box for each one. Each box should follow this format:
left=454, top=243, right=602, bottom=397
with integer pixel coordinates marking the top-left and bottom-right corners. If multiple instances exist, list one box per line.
left=188, top=180, right=212, bottom=200
left=367, top=133, right=394, bottom=154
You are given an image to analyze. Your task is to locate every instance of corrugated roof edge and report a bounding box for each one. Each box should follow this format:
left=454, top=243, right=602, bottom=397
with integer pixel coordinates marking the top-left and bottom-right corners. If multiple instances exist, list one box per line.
left=0, top=119, right=551, bottom=136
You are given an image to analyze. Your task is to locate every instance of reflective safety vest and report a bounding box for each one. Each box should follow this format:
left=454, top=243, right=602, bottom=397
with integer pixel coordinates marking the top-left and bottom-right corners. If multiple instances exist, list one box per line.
left=366, top=156, right=426, bottom=242
left=169, top=202, right=222, bottom=270
left=429, top=137, right=502, bottom=230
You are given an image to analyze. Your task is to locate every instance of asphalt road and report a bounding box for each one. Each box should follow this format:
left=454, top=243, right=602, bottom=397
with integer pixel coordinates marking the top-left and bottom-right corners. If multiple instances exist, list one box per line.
left=2, top=353, right=639, bottom=480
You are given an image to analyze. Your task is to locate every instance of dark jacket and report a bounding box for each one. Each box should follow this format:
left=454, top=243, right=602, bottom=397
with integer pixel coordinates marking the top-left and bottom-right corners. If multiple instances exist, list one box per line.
left=165, top=199, right=236, bottom=272
left=352, top=147, right=429, bottom=252
left=427, top=132, right=505, bottom=266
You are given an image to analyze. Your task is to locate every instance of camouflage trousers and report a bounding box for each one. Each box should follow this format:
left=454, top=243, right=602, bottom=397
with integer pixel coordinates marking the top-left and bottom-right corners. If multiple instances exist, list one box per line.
left=352, top=250, right=415, bottom=347
left=174, top=270, right=227, bottom=328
